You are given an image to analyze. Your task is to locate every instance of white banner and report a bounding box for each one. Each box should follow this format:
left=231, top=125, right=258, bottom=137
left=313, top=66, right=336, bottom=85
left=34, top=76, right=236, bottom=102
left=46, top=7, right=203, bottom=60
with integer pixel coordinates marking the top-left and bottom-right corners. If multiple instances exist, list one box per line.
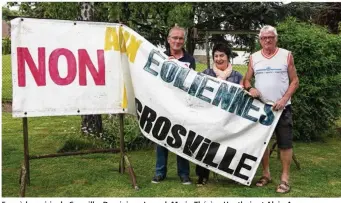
left=11, top=18, right=132, bottom=117
left=11, top=18, right=282, bottom=185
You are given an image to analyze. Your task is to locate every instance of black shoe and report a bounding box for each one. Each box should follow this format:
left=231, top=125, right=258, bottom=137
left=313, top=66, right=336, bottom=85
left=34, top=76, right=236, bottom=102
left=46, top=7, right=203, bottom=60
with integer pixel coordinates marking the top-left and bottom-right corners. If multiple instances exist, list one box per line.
left=151, top=175, right=165, bottom=184
left=180, top=176, right=192, bottom=185
left=196, top=176, right=208, bottom=186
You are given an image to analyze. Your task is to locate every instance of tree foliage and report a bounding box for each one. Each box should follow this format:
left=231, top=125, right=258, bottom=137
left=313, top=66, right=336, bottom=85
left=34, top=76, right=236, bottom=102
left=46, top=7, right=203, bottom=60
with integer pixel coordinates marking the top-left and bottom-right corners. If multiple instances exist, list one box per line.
left=115, top=3, right=194, bottom=49
left=2, top=6, right=19, bottom=21
left=313, top=2, right=341, bottom=34
left=5, top=2, right=341, bottom=52
left=6, top=2, right=294, bottom=53
left=9, top=2, right=80, bottom=20
left=2, top=38, right=11, bottom=55
left=277, top=18, right=341, bottom=141
left=193, top=2, right=291, bottom=51
left=8, top=2, right=194, bottom=50
left=284, top=2, right=341, bottom=34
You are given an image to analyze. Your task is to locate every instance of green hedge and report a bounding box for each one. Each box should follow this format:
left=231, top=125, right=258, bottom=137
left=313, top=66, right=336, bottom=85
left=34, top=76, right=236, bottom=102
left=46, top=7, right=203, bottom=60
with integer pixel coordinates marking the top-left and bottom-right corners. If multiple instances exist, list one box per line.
left=277, top=18, right=341, bottom=141
left=2, top=38, right=11, bottom=55
left=101, top=114, right=153, bottom=151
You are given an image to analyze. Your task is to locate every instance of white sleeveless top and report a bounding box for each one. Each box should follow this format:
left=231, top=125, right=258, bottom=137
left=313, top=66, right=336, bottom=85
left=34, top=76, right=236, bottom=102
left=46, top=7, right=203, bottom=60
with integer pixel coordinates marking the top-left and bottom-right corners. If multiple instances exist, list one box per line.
left=251, top=48, right=291, bottom=105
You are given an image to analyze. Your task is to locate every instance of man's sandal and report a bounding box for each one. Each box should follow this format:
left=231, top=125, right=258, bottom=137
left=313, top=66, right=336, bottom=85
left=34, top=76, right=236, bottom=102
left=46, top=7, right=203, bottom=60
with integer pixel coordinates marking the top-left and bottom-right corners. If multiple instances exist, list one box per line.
left=276, top=181, right=291, bottom=194
left=255, top=176, right=272, bottom=187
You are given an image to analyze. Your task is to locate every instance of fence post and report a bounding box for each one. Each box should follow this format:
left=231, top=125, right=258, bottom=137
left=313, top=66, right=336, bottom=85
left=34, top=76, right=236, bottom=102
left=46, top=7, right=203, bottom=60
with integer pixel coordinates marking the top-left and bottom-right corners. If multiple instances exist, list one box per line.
left=119, top=114, right=125, bottom=173
left=23, top=117, right=30, bottom=185
left=205, top=31, right=210, bottom=68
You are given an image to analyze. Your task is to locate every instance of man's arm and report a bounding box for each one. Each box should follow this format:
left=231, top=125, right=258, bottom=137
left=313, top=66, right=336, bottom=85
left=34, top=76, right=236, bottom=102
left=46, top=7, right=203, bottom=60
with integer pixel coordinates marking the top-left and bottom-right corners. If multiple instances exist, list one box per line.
left=243, top=60, right=253, bottom=88
left=243, top=57, right=261, bottom=97
left=273, top=52, right=299, bottom=110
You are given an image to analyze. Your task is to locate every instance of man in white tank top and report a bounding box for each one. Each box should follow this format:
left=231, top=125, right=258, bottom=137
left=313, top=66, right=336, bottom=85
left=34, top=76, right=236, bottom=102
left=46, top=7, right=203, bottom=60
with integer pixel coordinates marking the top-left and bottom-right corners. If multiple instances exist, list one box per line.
left=243, top=25, right=299, bottom=193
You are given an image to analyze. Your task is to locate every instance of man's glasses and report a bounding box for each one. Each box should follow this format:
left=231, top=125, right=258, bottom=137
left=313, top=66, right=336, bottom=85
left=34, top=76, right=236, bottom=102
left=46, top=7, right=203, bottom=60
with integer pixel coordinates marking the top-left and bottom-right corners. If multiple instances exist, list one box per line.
left=260, top=36, right=275, bottom=41
left=170, top=36, right=185, bottom=41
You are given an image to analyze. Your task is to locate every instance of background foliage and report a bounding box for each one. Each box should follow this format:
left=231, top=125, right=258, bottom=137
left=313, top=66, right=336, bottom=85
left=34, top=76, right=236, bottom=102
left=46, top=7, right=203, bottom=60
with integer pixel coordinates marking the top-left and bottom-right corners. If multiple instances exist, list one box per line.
left=101, top=115, right=153, bottom=151
left=4, top=2, right=341, bottom=54
left=277, top=18, right=341, bottom=141
left=2, top=38, right=11, bottom=55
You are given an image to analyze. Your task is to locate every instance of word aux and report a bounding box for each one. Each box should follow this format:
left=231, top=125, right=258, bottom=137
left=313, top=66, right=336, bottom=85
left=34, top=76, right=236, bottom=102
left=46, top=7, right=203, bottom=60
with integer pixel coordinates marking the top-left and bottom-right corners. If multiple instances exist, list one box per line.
left=104, top=26, right=142, bottom=63
left=16, top=47, right=105, bottom=87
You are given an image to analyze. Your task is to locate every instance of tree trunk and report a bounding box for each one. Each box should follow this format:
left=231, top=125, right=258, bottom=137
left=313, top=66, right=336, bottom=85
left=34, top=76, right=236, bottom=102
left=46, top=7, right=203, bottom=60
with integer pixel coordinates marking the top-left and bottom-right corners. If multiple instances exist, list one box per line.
left=185, top=4, right=197, bottom=56
left=186, top=27, right=196, bottom=56
left=78, top=2, right=103, bottom=136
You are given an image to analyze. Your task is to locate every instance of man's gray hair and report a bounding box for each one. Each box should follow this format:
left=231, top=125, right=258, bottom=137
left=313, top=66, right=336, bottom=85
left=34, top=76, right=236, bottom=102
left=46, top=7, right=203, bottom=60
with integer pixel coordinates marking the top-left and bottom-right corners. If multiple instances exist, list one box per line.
left=168, top=25, right=186, bottom=37
left=259, top=25, right=278, bottom=38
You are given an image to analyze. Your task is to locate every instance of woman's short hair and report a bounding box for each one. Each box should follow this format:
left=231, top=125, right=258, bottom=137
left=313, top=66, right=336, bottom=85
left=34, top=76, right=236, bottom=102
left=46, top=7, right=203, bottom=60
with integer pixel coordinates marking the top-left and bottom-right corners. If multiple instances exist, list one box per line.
left=212, top=43, right=232, bottom=58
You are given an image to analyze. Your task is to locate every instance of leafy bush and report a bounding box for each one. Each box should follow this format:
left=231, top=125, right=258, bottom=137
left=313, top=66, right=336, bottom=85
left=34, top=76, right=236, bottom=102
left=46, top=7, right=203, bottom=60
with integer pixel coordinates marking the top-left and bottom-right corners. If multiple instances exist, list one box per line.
left=277, top=18, right=341, bottom=141
left=2, top=38, right=11, bottom=55
left=101, top=114, right=153, bottom=151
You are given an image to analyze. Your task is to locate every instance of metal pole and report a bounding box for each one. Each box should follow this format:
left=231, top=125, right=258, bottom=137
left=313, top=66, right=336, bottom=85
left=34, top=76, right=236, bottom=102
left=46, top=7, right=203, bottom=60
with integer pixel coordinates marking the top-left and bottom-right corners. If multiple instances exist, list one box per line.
left=119, top=114, right=125, bottom=174
left=205, top=31, right=210, bottom=68
left=23, top=117, right=30, bottom=185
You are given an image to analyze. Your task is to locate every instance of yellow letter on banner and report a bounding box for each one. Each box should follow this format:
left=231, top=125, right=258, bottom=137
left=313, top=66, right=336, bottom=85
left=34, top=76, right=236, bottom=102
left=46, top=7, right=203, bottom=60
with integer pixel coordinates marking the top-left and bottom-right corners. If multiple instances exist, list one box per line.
left=121, top=85, right=128, bottom=109
left=119, top=26, right=127, bottom=53
left=122, top=30, right=142, bottom=63
left=104, top=27, right=119, bottom=51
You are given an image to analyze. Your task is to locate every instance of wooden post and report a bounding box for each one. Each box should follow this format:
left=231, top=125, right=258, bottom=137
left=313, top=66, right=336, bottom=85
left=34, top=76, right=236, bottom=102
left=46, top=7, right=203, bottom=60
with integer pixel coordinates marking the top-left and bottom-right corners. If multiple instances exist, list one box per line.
left=19, top=163, right=27, bottom=197
left=292, top=153, right=301, bottom=170
left=23, top=117, right=30, bottom=185
left=124, top=155, right=139, bottom=190
left=205, top=31, right=210, bottom=68
left=270, top=140, right=301, bottom=170
left=269, top=140, right=277, bottom=156
left=29, top=148, right=121, bottom=159
left=119, top=114, right=125, bottom=174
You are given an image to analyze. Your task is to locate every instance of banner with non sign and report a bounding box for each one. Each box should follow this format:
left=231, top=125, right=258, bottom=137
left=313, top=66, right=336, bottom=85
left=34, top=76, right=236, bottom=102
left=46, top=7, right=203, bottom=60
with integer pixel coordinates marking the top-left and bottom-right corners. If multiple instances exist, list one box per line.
left=11, top=18, right=282, bottom=185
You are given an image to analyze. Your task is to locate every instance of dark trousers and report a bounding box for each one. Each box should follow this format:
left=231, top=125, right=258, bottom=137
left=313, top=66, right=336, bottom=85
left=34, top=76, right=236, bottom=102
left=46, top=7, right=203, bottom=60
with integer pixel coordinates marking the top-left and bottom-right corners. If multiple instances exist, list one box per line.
left=155, top=145, right=190, bottom=178
left=196, top=165, right=210, bottom=179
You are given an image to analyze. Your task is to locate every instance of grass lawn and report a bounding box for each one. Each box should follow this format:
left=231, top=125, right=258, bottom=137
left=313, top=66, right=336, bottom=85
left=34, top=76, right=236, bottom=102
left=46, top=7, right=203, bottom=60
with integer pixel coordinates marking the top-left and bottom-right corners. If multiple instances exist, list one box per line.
left=196, top=63, right=247, bottom=75
left=2, top=112, right=341, bottom=197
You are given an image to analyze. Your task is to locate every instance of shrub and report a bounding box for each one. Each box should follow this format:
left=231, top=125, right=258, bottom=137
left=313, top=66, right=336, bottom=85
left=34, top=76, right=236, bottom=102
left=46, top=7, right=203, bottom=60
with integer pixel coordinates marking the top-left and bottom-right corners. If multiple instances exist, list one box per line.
left=101, top=114, right=153, bottom=151
left=2, top=38, right=11, bottom=55
left=277, top=18, right=341, bottom=141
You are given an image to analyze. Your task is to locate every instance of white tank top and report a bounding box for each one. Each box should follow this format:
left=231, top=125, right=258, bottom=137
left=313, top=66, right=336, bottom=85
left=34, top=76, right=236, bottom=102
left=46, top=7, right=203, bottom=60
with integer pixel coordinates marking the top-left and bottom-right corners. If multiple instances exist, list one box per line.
left=251, top=48, right=291, bottom=105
